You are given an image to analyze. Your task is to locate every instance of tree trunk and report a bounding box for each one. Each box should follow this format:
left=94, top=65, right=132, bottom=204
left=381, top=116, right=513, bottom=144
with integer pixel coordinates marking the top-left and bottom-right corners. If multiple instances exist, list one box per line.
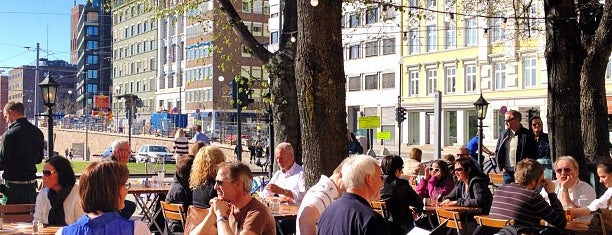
left=580, top=0, right=612, bottom=163
left=544, top=0, right=586, bottom=178
left=296, top=1, right=347, bottom=187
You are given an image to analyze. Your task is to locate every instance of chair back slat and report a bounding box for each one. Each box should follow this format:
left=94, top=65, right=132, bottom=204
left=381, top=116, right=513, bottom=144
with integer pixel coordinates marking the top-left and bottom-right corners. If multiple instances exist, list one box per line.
left=160, top=201, right=186, bottom=227
left=436, top=208, right=462, bottom=233
left=474, top=215, right=514, bottom=228
left=184, top=205, right=209, bottom=235
left=0, top=204, right=36, bottom=223
left=370, top=201, right=389, bottom=219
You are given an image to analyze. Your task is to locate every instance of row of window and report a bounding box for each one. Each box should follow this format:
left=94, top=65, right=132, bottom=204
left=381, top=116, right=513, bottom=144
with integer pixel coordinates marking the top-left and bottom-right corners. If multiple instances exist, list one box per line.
left=113, top=19, right=157, bottom=42
left=345, top=38, right=396, bottom=60
left=348, top=72, right=396, bottom=91
left=341, top=7, right=396, bottom=29
left=186, top=43, right=213, bottom=61
left=113, top=39, right=157, bottom=60
left=113, top=58, right=156, bottom=78
left=186, top=66, right=214, bottom=81
left=186, top=88, right=213, bottom=103
left=242, top=1, right=270, bottom=15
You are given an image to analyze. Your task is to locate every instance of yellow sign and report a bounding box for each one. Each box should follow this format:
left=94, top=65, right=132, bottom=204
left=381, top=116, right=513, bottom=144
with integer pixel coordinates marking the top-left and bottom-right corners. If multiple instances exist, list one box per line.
left=358, top=116, right=381, bottom=129
left=376, top=131, right=391, bottom=140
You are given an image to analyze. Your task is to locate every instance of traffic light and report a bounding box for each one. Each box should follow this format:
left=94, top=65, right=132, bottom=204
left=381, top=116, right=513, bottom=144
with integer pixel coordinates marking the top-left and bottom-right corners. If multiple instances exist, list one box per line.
left=396, top=106, right=406, bottom=123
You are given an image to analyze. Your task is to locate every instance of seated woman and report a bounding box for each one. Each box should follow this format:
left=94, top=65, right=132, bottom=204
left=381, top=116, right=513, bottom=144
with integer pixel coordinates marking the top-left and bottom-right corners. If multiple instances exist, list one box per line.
left=34, top=156, right=84, bottom=226
left=57, top=161, right=151, bottom=234
left=190, top=146, right=226, bottom=208
left=441, top=158, right=492, bottom=235
left=165, top=154, right=194, bottom=233
left=415, top=160, right=455, bottom=201
left=380, top=154, right=424, bottom=234
left=404, top=148, right=425, bottom=176
left=567, top=158, right=612, bottom=217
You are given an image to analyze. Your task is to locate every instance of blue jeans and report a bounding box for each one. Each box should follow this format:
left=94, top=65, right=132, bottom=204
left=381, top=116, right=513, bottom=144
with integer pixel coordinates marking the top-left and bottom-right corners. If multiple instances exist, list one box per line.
left=503, top=171, right=515, bottom=185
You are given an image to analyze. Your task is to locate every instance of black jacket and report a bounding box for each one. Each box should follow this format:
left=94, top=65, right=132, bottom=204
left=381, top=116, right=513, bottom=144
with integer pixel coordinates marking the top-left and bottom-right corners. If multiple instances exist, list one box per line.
left=0, top=118, right=44, bottom=181
left=380, top=175, right=423, bottom=234
left=494, top=126, right=538, bottom=171
left=443, top=174, right=493, bottom=214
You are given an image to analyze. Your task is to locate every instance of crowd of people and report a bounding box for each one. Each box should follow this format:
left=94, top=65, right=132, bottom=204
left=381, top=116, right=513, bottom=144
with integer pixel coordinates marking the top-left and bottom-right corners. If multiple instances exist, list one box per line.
left=0, top=101, right=611, bottom=235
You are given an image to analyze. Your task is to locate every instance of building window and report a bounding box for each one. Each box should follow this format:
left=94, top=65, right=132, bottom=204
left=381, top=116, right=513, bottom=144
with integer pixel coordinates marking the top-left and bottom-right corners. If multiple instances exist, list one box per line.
left=523, top=57, right=537, bottom=87
left=427, top=0, right=436, bottom=8
left=87, top=55, right=99, bottom=65
left=427, top=25, right=437, bottom=52
left=87, top=26, right=99, bottom=36
left=348, top=76, right=361, bottom=91
left=242, top=1, right=252, bottom=13
left=87, top=70, right=98, bottom=79
left=349, top=14, right=359, bottom=28
left=466, top=18, right=477, bottom=46
left=271, top=31, right=279, bottom=44
left=426, top=69, right=438, bottom=95
left=349, top=45, right=360, bottom=59
left=494, top=62, right=506, bottom=90
left=491, top=15, right=506, bottom=42
left=86, top=84, right=98, bottom=93
left=445, top=67, right=456, bottom=93
left=382, top=38, right=395, bottom=55
left=364, top=74, right=378, bottom=90
left=465, top=65, right=477, bottom=92
left=366, top=7, right=379, bottom=24
left=381, top=72, right=395, bottom=89
left=365, top=41, right=378, bottom=57
left=409, top=29, right=419, bottom=54
left=409, top=70, right=419, bottom=95
left=445, top=23, right=456, bottom=49
left=86, top=40, right=98, bottom=50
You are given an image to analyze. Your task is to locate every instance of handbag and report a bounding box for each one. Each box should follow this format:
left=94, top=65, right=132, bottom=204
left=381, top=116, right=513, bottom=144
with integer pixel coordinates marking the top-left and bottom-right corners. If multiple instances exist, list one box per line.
left=588, top=208, right=612, bottom=234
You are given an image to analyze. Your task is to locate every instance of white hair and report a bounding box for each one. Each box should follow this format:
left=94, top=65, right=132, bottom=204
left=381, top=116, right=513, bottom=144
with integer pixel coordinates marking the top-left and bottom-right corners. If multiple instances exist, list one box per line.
left=111, top=139, right=129, bottom=152
left=341, top=155, right=378, bottom=189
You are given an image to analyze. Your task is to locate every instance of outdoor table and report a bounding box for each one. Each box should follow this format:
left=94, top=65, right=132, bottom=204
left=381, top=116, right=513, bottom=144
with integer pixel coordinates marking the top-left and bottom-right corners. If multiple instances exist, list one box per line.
left=541, top=220, right=591, bottom=234
left=127, top=182, right=171, bottom=233
left=0, top=222, right=60, bottom=234
left=272, top=203, right=299, bottom=220
left=423, top=205, right=483, bottom=214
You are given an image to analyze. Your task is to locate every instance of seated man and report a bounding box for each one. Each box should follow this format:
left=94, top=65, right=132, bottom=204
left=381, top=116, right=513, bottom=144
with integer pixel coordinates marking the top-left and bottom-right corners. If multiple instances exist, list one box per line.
left=540, top=156, right=595, bottom=221
left=110, top=139, right=137, bottom=219
left=262, top=142, right=306, bottom=204
left=191, top=162, right=276, bottom=235
left=296, top=158, right=349, bottom=235
left=317, top=155, right=389, bottom=235
left=489, top=159, right=566, bottom=228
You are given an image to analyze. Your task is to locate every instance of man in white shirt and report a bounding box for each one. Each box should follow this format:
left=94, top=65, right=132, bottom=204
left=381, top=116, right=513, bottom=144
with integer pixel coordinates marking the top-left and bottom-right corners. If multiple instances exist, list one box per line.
left=540, top=156, right=596, bottom=221
left=296, top=158, right=349, bottom=235
left=263, top=142, right=306, bottom=204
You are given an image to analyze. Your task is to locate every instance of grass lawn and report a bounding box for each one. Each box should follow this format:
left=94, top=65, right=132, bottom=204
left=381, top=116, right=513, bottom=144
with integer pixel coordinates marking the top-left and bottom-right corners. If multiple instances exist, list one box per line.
left=36, top=160, right=177, bottom=174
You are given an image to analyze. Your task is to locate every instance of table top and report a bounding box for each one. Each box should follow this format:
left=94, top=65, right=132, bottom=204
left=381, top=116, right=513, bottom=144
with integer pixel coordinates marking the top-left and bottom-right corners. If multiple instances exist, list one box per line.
left=127, top=184, right=171, bottom=194
left=0, top=222, right=60, bottom=235
left=272, top=203, right=298, bottom=220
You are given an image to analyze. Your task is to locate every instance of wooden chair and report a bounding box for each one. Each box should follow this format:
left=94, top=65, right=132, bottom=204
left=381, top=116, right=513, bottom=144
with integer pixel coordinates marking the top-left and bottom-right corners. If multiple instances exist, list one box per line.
left=474, top=215, right=514, bottom=228
left=489, top=173, right=503, bottom=192
left=370, top=200, right=389, bottom=219
left=436, top=208, right=462, bottom=234
left=160, top=201, right=186, bottom=233
left=0, top=204, right=36, bottom=222
left=183, top=205, right=209, bottom=235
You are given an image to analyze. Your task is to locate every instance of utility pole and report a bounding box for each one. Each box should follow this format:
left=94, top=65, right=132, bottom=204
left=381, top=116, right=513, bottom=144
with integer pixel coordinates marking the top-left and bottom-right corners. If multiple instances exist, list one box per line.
left=34, top=43, right=40, bottom=126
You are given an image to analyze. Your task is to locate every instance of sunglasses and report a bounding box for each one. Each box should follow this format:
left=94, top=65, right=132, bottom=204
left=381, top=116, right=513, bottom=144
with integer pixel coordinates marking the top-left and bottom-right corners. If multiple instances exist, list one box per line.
left=532, top=123, right=542, bottom=127
left=42, top=170, right=57, bottom=177
left=455, top=167, right=464, bottom=172
left=429, top=168, right=441, bottom=172
left=555, top=167, right=572, bottom=173
left=215, top=180, right=235, bottom=186
left=457, top=153, right=470, bottom=157
left=504, top=117, right=516, bottom=123
left=124, top=182, right=131, bottom=189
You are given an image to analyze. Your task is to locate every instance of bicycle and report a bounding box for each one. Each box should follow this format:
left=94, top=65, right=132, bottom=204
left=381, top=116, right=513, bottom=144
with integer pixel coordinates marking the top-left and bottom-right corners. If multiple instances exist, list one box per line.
left=482, top=153, right=498, bottom=174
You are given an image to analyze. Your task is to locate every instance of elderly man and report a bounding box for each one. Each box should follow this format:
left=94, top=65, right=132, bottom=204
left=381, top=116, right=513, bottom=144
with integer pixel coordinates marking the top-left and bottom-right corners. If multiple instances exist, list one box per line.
left=296, top=158, right=349, bottom=235
left=109, top=139, right=136, bottom=219
left=192, top=162, right=276, bottom=235
left=317, top=155, right=389, bottom=235
left=540, top=156, right=596, bottom=221
left=489, top=159, right=566, bottom=228
left=263, top=142, right=305, bottom=204
left=0, top=101, right=44, bottom=204
left=494, top=110, right=538, bottom=184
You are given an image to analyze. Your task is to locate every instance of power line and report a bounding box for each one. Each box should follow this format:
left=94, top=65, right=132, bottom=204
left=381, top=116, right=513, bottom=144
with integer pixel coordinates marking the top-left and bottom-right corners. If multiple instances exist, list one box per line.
left=0, top=11, right=69, bottom=16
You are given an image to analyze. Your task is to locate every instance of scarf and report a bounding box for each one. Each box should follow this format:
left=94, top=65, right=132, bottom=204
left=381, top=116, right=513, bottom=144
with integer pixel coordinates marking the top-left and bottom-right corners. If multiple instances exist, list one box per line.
left=47, top=184, right=73, bottom=226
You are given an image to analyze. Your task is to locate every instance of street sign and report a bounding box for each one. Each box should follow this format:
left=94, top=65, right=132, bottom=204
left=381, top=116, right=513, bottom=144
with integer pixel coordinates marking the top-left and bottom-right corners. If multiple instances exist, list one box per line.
left=376, top=131, right=391, bottom=140
left=358, top=116, right=381, bottom=129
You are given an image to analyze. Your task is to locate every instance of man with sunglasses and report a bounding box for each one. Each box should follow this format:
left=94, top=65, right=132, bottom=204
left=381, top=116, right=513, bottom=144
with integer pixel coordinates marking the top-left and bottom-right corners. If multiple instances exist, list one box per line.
left=494, top=109, right=538, bottom=184
left=532, top=116, right=553, bottom=179
left=0, top=101, right=44, bottom=204
left=539, top=156, right=595, bottom=221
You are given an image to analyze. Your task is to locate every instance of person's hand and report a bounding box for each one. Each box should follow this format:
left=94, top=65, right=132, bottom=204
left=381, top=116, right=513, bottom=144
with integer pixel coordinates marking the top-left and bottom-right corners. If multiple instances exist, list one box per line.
left=210, top=197, right=230, bottom=218
left=543, top=179, right=556, bottom=194
left=558, top=174, right=572, bottom=189
left=440, top=199, right=452, bottom=206
left=424, top=167, right=431, bottom=180
left=265, top=183, right=286, bottom=195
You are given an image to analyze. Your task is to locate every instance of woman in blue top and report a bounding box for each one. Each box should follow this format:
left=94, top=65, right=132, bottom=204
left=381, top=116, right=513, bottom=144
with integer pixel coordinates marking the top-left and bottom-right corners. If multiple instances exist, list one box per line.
left=56, top=161, right=150, bottom=235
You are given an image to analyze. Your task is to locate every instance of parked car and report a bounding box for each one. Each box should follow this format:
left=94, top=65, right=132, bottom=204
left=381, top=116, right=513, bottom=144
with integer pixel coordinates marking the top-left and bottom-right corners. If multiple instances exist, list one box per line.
left=99, top=146, right=136, bottom=162
left=136, top=145, right=174, bottom=163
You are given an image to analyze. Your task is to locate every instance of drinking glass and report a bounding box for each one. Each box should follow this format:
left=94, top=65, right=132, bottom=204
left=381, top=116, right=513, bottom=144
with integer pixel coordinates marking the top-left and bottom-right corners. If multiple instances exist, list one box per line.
left=157, top=171, right=165, bottom=187
left=269, top=197, right=280, bottom=214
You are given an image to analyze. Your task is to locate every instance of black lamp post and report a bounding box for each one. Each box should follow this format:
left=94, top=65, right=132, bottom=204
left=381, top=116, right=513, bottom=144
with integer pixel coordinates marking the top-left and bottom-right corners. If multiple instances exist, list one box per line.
left=39, top=74, right=59, bottom=158
left=474, top=93, right=489, bottom=171
left=264, top=95, right=275, bottom=178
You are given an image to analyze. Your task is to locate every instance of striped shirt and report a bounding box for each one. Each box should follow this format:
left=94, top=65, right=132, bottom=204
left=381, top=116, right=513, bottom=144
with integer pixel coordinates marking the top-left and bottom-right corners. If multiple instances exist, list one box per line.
left=489, top=183, right=566, bottom=228
left=296, top=175, right=340, bottom=235
left=173, top=137, right=189, bottom=155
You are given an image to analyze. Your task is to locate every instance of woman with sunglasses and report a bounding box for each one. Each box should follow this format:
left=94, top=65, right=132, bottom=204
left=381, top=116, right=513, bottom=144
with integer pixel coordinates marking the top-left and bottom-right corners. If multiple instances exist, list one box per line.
left=415, top=160, right=454, bottom=202
left=33, top=156, right=83, bottom=226
left=566, top=158, right=612, bottom=218
left=380, top=154, right=424, bottom=234
left=57, top=160, right=151, bottom=234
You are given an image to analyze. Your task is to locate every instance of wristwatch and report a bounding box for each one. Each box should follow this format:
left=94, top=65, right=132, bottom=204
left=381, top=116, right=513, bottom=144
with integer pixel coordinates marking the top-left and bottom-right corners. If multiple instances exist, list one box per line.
left=217, top=215, right=229, bottom=222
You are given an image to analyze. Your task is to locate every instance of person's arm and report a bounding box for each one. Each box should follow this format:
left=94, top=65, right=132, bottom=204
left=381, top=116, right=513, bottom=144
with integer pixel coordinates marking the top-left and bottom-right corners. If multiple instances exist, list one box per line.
left=458, top=178, right=490, bottom=208
left=191, top=200, right=220, bottom=235
left=414, top=175, right=430, bottom=198
left=33, top=190, right=45, bottom=224
left=442, top=182, right=459, bottom=201
left=297, top=206, right=320, bottom=235
left=133, top=220, right=152, bottom=234
left=540, top=179, right=567, bottom=228
left=407, top=185, right=424, bottom=212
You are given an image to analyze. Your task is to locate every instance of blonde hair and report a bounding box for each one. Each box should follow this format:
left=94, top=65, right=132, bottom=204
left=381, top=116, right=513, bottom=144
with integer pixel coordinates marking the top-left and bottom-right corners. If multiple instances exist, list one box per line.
left=175, top=128, right=185, bottom=138
left=190, top=146, right=226, bottom=188
left=409, top=148, right=422, bottom=162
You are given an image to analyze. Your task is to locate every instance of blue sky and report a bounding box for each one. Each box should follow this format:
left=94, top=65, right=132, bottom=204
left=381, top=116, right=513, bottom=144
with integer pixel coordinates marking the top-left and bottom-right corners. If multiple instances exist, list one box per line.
left=0, top=0, right=83, bottom=74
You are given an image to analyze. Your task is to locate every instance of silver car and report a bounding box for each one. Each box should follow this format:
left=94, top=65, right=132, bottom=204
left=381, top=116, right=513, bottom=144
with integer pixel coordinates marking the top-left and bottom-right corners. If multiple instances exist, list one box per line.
left=135, top=145, right=174, bottom=163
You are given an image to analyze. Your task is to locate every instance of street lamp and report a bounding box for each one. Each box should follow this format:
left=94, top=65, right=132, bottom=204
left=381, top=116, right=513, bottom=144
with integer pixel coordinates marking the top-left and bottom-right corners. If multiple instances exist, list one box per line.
left=473, top=93, right=489, bottom=171
left=39, top=74, right=59, bottom=158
